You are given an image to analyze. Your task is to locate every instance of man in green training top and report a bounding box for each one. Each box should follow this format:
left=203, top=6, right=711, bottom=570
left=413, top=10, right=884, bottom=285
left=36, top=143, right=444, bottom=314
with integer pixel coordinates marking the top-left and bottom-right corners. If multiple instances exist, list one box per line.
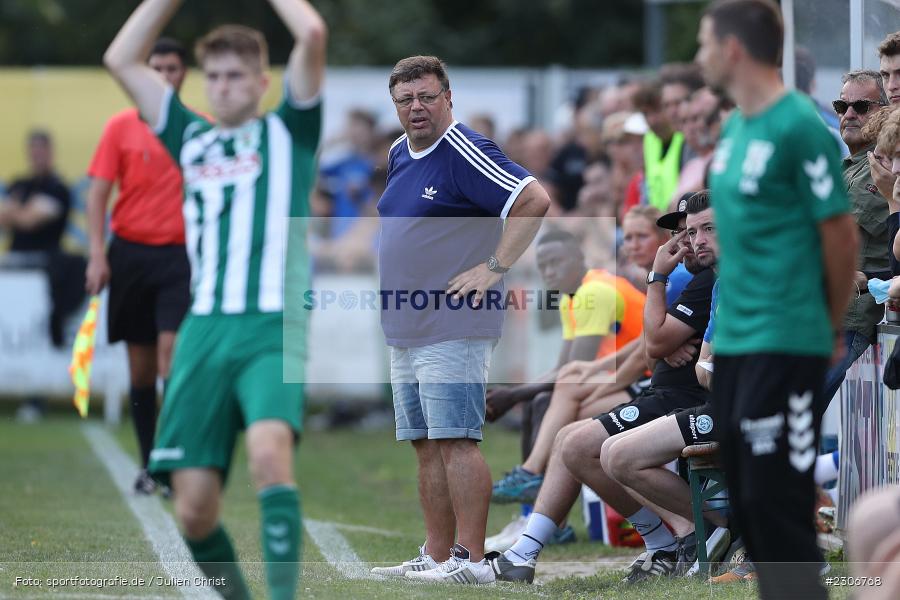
left=104, top=1, right=326, bottom=598
left=697, top=1, right=858, bottom=599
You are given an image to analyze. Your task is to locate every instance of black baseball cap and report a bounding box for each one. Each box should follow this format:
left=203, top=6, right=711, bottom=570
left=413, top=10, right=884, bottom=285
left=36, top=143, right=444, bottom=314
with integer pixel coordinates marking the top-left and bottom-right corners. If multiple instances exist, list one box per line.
left=656, top=193, right=692, bottom=231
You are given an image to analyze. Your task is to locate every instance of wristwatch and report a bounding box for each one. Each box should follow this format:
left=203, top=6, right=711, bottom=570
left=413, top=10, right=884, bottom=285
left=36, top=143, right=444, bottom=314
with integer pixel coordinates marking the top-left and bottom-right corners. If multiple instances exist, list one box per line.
left=486, top=255, right=510, bottom=273
left=646, top=271, right=668, bottom=285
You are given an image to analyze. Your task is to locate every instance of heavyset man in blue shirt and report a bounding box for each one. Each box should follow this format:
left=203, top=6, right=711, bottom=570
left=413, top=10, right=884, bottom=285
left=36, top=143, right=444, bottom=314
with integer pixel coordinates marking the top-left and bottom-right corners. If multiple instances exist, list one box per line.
left=370, top=55, right=550, bottom=584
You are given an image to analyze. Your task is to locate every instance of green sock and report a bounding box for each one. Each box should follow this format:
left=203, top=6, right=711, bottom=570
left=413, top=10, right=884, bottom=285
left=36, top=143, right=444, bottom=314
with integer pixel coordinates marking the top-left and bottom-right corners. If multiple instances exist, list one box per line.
left=259, top=484, right=301, bottom=600
left=185, top=525, right=251, bottom=600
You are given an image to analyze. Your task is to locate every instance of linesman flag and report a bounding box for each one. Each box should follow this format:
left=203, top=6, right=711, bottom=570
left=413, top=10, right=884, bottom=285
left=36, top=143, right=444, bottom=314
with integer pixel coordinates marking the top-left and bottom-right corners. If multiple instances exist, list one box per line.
left=69, top=296, right=101, bottom=417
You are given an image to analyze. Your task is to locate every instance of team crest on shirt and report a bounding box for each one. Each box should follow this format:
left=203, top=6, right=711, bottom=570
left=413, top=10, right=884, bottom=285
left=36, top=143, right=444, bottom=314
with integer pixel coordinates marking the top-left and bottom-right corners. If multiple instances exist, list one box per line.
left=696, top=415, right=714, bottom=435
left=421, top=186, right=437, bottom=200
left=234, top=120, right=262, bottom=154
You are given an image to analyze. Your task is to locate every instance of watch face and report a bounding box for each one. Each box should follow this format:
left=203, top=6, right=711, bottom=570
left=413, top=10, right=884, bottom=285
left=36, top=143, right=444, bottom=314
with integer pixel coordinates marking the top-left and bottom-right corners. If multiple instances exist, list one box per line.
left=487, top=256, right=498, bottom=270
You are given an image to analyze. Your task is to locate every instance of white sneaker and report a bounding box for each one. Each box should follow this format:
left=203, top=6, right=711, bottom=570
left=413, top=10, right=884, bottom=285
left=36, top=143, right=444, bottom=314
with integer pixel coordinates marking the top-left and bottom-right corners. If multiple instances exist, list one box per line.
left=485, top=515, right=528, bottom=552
left=406, top=543, right=495, bottom=584
left=371, top=544, right=438, bottom=577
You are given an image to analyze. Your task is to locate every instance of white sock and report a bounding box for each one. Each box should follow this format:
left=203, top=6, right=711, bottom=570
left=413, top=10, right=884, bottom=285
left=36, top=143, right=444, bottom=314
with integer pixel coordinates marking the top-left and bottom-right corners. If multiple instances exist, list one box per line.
left=814, top=451, right=839, bottom=485
left=628, top=507, right=677, bottom=552
left=505, top=512, right=557, bottom=562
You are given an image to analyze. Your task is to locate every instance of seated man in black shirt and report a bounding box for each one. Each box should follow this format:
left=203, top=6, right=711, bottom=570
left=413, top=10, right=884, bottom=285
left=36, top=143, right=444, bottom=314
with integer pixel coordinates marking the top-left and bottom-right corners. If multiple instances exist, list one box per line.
left=489, top=192, right=716, bottom=584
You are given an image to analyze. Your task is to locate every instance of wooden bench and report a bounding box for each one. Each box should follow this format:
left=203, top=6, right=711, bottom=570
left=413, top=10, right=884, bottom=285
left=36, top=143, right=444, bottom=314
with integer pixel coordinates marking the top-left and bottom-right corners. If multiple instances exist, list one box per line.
left=681, top=442, right=728, bottom=574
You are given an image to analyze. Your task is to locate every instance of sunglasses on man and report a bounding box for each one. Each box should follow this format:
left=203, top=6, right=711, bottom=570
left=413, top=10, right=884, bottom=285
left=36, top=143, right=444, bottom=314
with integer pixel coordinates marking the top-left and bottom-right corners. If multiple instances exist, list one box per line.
left=831, top=99, right=885, bottom=115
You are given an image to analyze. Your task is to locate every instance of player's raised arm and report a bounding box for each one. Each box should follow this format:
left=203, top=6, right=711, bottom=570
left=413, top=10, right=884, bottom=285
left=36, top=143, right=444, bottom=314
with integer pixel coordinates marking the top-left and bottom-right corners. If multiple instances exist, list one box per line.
left=268, top=0, right=327, bottom=102
left=103, top=0, right=183, bottom=128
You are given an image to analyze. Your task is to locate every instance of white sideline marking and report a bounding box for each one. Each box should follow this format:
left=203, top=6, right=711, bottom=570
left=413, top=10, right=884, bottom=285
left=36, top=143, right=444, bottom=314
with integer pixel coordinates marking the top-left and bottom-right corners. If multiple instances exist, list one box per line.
left=304, top=519, right=372, bottom=579
left=331, top=523, right=402, bottom=538
left=81, top=424, right=218, bottom=599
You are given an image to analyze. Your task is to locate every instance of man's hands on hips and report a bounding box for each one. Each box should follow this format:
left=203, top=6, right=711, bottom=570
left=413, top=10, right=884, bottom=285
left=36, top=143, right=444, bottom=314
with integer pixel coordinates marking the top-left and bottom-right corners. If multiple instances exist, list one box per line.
left=447, top=263, right=502, bottom=308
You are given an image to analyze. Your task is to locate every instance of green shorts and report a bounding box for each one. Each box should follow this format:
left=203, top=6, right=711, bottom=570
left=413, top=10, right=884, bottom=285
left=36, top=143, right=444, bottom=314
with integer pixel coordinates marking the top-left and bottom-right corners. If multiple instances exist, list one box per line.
left=148, top=312, right=305, bottom=485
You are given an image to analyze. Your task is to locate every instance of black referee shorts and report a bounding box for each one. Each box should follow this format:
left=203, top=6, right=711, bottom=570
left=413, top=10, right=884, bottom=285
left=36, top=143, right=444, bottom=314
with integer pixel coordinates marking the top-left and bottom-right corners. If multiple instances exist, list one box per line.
left=107, top=236, right=191, bottom=344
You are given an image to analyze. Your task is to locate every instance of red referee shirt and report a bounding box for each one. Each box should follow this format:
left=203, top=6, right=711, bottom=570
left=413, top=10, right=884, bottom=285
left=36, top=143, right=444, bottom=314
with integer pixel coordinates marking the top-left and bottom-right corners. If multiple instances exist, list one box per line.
left=88, top=108, right=185, bottom=245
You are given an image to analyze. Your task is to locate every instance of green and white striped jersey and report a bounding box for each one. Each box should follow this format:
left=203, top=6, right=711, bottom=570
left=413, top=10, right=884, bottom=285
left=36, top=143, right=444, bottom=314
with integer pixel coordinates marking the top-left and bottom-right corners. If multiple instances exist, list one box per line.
left=154, top=85, right=320, bottom=316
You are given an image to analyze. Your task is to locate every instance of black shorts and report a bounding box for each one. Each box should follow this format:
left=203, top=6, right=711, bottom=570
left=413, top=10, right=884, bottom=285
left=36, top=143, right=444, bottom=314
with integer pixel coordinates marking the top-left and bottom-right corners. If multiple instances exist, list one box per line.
left=107, top=236, right=191, bottom=344
left=712, top=353, right=828, bottom=460
left=675, top=401, right=716, bottom=445
left=625, top=375, right=652, bottom=401
left=596, top=385, right=708, bottom=436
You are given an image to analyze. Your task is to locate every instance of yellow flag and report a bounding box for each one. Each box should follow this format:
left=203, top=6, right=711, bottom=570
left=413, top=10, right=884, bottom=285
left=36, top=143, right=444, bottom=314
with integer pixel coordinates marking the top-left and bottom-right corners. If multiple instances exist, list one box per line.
left=69, top=296, right=101, bottom=418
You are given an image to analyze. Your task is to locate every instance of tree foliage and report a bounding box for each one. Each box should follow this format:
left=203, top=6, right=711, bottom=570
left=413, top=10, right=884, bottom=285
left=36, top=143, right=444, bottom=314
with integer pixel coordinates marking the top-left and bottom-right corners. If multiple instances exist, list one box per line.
left=0, top=0, right=656, bottom=67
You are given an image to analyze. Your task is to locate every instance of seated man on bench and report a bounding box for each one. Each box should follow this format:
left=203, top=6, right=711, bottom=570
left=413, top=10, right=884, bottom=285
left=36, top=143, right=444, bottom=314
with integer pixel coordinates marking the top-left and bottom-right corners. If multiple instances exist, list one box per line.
left=488, top=192, right=716, bottom=584
left=602, top=223, right=741, bottom=579
left=483, top=229, right=645, bottom=547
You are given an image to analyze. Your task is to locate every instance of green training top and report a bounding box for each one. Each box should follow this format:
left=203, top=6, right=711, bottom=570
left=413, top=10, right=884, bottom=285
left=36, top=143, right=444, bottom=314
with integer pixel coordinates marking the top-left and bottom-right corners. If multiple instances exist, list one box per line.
left=708, top=91, right=850, bottom=357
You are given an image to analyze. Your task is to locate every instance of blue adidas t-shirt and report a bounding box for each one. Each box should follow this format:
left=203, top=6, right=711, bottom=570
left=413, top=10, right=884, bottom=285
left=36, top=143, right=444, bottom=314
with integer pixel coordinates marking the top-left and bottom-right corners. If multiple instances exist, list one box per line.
left=377, top=121, right=535, bottom=347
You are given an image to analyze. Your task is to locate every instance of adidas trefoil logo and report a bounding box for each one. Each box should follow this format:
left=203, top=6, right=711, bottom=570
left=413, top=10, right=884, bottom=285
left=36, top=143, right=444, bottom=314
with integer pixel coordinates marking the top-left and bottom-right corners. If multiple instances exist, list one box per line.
left=421, top=186, right=437, bottom=200
left=788, top=391, right=815, bottom=472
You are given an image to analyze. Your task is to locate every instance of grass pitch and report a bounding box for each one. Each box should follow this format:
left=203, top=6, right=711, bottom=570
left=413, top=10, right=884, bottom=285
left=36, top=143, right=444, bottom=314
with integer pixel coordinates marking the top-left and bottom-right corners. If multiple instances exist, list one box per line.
left=0, top=412, right=851, bottom=599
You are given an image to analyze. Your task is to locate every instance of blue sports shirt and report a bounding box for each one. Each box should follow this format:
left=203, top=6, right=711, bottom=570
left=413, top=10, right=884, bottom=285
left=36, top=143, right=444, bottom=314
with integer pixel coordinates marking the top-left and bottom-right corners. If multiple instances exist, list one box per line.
left=377, top=121, right=535, bottom=347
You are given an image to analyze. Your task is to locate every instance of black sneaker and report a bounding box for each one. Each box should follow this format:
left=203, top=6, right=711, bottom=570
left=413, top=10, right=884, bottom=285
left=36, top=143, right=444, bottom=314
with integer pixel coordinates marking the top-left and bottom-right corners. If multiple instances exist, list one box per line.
left=623, top=549, right=678, bottom=583
left=486, top=551, right=536, bottom=583
left=133, top=469, right=157, bottom=495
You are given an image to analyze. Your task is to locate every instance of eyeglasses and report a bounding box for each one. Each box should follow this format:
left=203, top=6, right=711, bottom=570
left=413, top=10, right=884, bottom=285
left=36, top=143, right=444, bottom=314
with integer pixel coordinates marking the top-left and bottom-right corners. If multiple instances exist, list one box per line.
left=391, top=89, right=446, bottom=108
left=832, top=99, right=885, bottom=115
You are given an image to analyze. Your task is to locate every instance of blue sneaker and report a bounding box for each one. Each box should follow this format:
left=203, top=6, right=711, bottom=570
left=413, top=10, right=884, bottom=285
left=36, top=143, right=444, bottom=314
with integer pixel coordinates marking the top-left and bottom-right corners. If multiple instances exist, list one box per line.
left=491, top=466, right=544, bottom=504
left=548, top=524, right=576, bottom=545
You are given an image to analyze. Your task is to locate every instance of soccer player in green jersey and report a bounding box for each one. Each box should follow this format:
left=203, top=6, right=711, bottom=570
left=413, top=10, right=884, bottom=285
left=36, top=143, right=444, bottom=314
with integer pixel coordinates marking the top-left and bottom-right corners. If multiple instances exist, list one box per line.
left=104, top=1, right=326, bottom=598
left=697, top=1, right=859, bottom=599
